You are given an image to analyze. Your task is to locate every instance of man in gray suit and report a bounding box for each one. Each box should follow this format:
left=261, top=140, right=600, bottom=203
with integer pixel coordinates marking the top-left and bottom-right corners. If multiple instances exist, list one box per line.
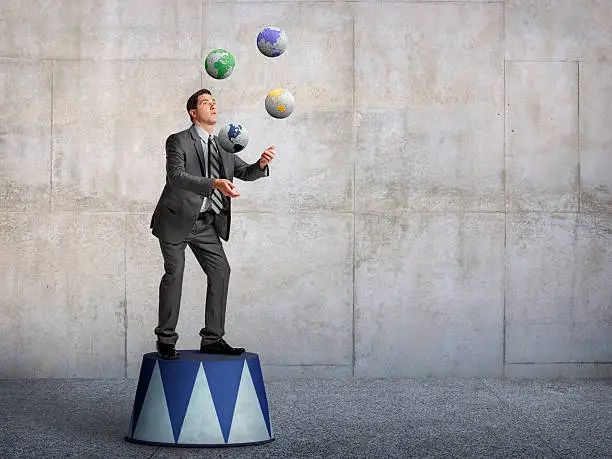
left=150, top=89, right=275, bottom=359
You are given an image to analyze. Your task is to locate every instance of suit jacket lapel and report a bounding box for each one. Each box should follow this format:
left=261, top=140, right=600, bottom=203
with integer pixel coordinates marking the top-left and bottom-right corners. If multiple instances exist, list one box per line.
left=189, top=125, right=206, bottom=175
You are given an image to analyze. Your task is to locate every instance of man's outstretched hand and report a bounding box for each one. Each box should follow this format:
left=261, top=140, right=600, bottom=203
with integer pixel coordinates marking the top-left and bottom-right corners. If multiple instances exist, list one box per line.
left=213, top=179, right=240, bottom=197
left=259, top=145, right=276, bottom=169
left=213, top=146, right=275, bottom=198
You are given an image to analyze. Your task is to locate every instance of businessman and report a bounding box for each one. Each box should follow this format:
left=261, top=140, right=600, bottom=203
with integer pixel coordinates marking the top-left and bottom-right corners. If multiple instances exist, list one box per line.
left=150, top=89, right=275, bottom=359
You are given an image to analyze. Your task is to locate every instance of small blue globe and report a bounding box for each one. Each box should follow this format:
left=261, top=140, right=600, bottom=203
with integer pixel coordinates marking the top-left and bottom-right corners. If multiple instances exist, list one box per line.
left=257, top=27, right=287, bottom=58
left=217, top=123, right=249, bottom=153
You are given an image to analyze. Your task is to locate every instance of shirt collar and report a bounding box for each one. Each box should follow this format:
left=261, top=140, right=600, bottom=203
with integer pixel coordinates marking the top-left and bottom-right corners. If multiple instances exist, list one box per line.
left=193, top=123, right=213, bottom=141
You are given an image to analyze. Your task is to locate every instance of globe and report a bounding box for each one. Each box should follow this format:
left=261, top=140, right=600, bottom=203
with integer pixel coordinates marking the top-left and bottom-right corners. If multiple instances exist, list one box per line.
left=204, top=49, right=235, bottom=79
left=257, top=27, right=287, bottom=57
left=265, top=88, right=295, bottom=119
left=217, top=123, right=249, bottom=153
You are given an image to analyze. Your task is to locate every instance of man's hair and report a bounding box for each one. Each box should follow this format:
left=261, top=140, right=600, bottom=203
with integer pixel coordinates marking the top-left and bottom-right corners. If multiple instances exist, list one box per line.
left=186, top=88, right=212, bottom=122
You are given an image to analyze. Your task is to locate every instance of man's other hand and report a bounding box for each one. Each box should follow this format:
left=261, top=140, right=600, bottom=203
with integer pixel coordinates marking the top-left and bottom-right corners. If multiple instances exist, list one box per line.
left=213, top=179, right=240, bottom=197
left=259, top=145, right=276, bottom=169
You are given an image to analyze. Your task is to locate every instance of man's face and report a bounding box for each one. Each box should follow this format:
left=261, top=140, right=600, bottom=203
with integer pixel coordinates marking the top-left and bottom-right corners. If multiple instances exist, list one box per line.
left=191, top=93, right=217, bottom=125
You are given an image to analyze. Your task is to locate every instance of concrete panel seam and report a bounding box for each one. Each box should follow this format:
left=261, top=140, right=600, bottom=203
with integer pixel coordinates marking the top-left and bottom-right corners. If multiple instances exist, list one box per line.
left=506, top=361, right=612, bottom=365
left=570, top=214, right=579, bottom=338
left=577, top=61, right=581, bottom=213
left=50, top=59, right=55, bottom=210
left=505, top=210, right=586, bottom=215
left=31, top=211, right=131, bottom=215
left=235, top=211, right=358, bottom=215
left=501, top=54, right=509, bottom=375
left=354, top=210, right=507, bottom=215
left=0, top=57, right=55, bottom=63
left=205, top=0, right=509, bottom=3
left=263, top=364, right=353, bottom=368
left=123, top=213, right=128, bottom=379
left=201, top=0, right=205, bottom=88
left=501, top=0, right=505, bottom=56
left=504, top=59, right=582, bottom=63
left=13, top=57, right=202, bottom=63
left=351, top=4, right=357, bottom=379
left=503, top=208, right=507, bottom=378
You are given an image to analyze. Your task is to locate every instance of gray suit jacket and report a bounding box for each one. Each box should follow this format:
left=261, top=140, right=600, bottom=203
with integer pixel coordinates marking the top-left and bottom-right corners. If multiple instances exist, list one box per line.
left=150, top=124, right=269, bottom=243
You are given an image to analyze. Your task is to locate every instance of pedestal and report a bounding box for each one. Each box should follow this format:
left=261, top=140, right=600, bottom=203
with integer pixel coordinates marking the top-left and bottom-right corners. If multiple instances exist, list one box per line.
left=125, top=351, right=274, bottom=447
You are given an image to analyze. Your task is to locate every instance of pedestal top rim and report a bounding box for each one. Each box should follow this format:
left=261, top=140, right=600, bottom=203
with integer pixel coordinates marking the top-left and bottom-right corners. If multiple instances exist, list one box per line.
left=143, top=350, right=259, bottom=362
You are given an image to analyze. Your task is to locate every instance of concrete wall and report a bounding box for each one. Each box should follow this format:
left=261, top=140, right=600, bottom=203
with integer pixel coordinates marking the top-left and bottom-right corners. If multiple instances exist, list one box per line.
left=1, top=0, right=610, bottom=379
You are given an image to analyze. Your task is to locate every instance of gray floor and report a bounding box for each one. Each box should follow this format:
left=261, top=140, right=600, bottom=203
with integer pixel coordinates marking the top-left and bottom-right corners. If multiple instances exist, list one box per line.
left=0, top=377, right=610, bottom=458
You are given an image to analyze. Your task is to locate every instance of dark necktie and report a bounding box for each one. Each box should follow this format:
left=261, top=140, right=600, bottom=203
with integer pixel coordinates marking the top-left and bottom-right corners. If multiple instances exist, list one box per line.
left=208, top=135, right=223, bottom=214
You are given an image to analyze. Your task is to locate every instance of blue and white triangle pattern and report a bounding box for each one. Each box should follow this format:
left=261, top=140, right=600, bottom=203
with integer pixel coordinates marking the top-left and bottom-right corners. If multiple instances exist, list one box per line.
left=229, top=359, right=273, bottom=443
left=131, top=361, right=175, bottom=444
left=178, top=363, right=224, bottom=444
left=128, top=353, right=273, bottom=446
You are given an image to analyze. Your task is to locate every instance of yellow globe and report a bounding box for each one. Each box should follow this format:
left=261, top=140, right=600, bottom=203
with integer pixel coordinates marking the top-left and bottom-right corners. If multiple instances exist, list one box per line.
left=265, top=88, right=295, bottom=119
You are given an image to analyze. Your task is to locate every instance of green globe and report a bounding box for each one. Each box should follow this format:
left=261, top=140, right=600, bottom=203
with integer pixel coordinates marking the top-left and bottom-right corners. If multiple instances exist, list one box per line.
left=204, top=49, right=235, bottom=79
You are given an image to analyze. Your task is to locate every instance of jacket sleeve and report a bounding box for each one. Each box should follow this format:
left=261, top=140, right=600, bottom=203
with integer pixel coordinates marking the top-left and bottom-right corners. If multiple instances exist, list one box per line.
left=233, top=153, right=269, bottom=181
left=166, top=134, right=215, bottom=196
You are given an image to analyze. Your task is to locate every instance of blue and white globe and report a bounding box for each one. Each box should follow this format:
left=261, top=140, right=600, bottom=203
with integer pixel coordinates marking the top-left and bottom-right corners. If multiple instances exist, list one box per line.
left=257, top=27, right=288, bottom=57
left=217, top=123, right=249, bottom=153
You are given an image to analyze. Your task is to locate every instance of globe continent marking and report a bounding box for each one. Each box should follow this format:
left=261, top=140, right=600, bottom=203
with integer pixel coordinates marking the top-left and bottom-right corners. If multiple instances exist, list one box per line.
left=218, top=123, right=249, bottom=152
left=265, top=88, right=295, bottom=119
left=205, top=49, right=235, bottom=79
left=228, top=124, right=242, bottom=138
left=257, top=27, right=287, bottom=57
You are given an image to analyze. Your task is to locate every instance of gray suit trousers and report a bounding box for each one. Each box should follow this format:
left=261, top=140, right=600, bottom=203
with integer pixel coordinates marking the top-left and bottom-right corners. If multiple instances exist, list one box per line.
left=155, top=212, right=230, bottom=346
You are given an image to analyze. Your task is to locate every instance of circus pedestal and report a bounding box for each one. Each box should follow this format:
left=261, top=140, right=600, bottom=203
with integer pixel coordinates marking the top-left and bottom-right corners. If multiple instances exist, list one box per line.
left=125, top=351, right=274, bottom=447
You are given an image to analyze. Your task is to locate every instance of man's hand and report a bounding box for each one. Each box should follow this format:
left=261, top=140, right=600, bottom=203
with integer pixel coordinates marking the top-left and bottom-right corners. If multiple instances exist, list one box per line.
left=213, top=179, right=240, bottom=197
left=259, top=145, right=276, bottom=169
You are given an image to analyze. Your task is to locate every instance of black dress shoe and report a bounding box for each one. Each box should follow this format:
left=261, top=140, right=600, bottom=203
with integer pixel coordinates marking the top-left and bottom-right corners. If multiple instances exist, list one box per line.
left=199, top=339, right=245, bottom=355
left=156, top=342, right=180, bottom=360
